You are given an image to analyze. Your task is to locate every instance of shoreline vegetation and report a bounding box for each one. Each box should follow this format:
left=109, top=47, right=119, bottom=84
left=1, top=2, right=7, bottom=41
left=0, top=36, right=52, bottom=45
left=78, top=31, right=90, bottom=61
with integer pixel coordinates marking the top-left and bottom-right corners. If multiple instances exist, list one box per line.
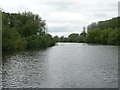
left=2, top=11, right=120, bottom=52
left=54, top=17, right=120, bottom=45
left=2, top=11, right=56, bottom=52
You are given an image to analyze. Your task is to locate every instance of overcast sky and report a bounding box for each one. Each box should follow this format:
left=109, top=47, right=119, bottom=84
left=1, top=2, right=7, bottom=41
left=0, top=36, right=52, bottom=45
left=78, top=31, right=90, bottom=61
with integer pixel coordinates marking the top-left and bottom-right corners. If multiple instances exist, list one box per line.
left=0, top=0, right=119, bottom=37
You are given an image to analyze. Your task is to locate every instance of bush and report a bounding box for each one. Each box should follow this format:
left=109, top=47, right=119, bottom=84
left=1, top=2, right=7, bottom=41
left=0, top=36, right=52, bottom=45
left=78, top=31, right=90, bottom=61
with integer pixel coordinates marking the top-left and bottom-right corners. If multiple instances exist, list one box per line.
left=26, top=35, right=48, bottom=49
left=2, top=28, right=27, bottom=51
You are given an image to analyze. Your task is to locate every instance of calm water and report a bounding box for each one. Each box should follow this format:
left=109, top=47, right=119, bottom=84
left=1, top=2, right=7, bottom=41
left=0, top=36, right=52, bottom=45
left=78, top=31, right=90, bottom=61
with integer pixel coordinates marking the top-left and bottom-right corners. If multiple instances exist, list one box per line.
left=2, top=43, right=118, bottom=88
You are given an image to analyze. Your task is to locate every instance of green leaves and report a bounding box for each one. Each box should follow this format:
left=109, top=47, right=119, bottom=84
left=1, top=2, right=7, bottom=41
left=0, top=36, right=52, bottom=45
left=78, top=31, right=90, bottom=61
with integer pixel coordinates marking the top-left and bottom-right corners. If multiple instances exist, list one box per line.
left=2, top=28, right=27, bottom=51
left=27, top=35, right=46, bottom=48
left=2, top=11, right=55, bottom=51
left=57, top=17, right=119, bottom=45
left=85, top=17, right=120, bottom=45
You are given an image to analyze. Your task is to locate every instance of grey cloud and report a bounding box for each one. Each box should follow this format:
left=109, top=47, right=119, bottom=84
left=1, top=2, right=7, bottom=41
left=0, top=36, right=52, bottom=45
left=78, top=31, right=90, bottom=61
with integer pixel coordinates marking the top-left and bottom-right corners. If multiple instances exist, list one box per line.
left=44, top=2, right=74, bottom=10
left=48, top=27, right=69, bottom=32
left=0, top=0, right=119, bottom=36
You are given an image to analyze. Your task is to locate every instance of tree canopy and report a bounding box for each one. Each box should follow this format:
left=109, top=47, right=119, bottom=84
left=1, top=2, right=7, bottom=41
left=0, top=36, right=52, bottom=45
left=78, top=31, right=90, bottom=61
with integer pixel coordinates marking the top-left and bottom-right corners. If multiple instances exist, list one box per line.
left=2, top=11, right=55, bottom=51
left=55, top=17, right=120, bottom=45
left=2, top=10, right=119, bottom=52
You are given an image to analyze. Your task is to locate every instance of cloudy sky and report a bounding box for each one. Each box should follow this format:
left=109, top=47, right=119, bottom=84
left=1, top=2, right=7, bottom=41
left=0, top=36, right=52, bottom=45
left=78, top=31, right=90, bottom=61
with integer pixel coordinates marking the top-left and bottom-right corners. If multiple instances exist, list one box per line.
left=0, top=0, right=119, bottom=36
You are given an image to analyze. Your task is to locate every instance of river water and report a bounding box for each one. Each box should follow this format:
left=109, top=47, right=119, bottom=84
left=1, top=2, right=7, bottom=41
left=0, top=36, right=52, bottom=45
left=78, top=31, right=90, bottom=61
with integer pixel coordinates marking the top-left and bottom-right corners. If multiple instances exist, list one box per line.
left=2, top=43, right=118, bottom=88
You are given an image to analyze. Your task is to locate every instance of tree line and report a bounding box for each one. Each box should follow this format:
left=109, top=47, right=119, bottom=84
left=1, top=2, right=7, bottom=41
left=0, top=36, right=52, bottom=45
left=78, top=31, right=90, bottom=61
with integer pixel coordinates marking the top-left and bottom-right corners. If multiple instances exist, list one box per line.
left=2, top=11, right=55, bottom=52
left=2, top=10, right=120, bottom=52
left=54, top=17, right=120, bottom=45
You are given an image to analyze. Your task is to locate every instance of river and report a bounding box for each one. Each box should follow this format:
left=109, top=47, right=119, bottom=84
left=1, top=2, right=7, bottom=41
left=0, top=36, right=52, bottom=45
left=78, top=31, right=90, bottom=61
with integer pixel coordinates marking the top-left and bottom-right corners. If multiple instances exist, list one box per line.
left=2, top=43, right=118, bottom=88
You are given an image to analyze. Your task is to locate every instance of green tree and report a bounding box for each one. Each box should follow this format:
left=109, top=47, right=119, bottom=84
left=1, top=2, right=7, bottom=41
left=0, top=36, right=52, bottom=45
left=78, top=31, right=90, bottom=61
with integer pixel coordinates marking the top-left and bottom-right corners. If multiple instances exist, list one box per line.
left=68, top=33, right=79, bottom=42
left=54, top=35, right=60, bottom=42
left=2, top=11, right=55, bottom=52
left=2, top=27, right=27, bottom=51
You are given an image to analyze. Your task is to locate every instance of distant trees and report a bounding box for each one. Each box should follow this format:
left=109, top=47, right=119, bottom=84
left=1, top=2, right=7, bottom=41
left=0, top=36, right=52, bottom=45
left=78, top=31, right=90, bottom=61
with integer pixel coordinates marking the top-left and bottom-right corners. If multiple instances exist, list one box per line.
left=54, top=35, right=60, bottom=42
left=54, top=28, right=87, bottom=43
left=85, top=17, right=120, bottom=45
left=2, top=10, right=119, bottom=51
left=2, top=11, right=55, bottom=51
left=56, top=17, right=119, bottom=45
left=68, top=33, right=79, bottom=42
left=59, top=36, right=65, bottom=42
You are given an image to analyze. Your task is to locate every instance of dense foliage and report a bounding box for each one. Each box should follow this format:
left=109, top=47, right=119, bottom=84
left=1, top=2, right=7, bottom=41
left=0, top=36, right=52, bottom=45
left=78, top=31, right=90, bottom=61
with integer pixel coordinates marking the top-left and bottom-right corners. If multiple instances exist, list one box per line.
left=86, top=17, right=120, bottom=45
left=55, top=17, right=120, bottom=45
left=2, top=11, right=55, bottom=51
left=2, top=10, right=119, bottom=52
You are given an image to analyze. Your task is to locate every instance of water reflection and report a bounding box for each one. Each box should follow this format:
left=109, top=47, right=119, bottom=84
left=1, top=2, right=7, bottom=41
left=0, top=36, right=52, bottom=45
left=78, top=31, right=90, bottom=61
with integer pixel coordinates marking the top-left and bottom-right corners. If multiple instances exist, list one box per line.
left=2, top=43, right=118, bottom=88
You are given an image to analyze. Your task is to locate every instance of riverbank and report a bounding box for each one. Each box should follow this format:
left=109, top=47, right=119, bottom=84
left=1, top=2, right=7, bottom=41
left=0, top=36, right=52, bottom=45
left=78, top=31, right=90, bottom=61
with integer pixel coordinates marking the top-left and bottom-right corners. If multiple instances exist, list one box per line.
left=2, top=11, right=56, bottom=52
left=53, top=17, right=120, bottom=45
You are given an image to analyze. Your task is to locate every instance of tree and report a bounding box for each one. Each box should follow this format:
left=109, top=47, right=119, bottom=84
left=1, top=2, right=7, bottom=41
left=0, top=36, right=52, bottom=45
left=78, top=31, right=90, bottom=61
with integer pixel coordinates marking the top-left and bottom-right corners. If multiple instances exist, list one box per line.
left=68, top=33, right=79, bottom=42
left=2, top=27, right=27, bottom=51
left=54, top=35, right=59, bottom=42
left=2, top=11, right=55, bottom=51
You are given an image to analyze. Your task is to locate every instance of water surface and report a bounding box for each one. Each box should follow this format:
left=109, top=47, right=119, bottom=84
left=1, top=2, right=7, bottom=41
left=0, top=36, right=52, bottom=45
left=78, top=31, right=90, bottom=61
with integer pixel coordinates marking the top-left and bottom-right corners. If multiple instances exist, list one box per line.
left=2, top=43, right=118, bottom=88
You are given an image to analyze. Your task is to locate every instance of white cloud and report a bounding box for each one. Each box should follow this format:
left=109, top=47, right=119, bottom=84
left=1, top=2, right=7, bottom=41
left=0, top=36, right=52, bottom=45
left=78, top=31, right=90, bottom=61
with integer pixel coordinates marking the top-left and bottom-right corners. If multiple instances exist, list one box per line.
left=49, top=12, right=85, bottom=21
left=0, top=0, right=119, bottom=36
